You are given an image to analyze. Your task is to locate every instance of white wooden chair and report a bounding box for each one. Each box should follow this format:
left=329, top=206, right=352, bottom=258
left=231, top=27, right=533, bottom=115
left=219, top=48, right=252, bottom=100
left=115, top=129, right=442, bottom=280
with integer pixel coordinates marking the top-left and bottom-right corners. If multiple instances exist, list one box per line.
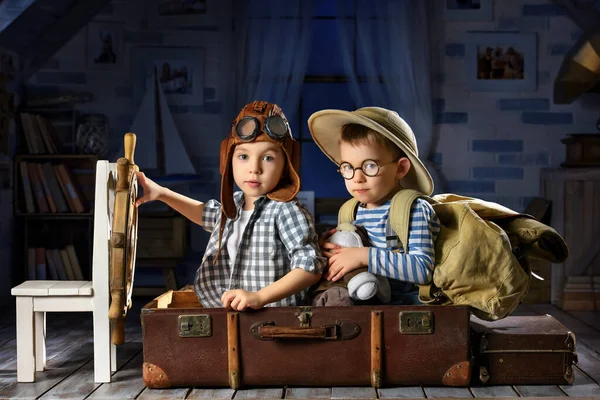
left=11, top=160, right=117, bottom=383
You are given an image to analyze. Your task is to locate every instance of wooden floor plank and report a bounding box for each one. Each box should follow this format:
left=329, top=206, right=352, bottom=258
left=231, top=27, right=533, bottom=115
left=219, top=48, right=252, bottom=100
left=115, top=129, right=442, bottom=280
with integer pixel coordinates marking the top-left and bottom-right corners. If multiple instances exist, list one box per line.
left=233, top=388, right=284, bottom=398
left=87, top=350, right=146, bottom=399
left=569, top=311, right=600, bottom=331
left=38, top=340, right=141, bottom=400
left=469, top=385, right=518, bottom=398
left=0, top=339, right=95, bottom=399
left=0, top=312, right=94, bottom=366
left=378, top=386, right=425, bottom=398
left=331, top=387, right=378, bottom=399
left=422, top=387, right=473, bottom=398
left=560, top=368, right=600, bottom=397
left=186, top=388, right=235, bottom=399
left=38, top=359, right=99, bottom=399
left=574, top=344, right=600, bottom=385
left=0, top=323, right=95, bottom=370
left=285, top=387, right=332, bottom=398
left=513, top=385, right=566, bottom=397
left=136, top=387, right=191, bottom=399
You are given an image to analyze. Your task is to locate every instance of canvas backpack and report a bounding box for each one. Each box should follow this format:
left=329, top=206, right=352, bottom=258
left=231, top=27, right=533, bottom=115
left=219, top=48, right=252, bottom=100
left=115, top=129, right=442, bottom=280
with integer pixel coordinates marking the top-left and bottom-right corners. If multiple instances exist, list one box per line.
left=338, top=189, right=533, bottom=321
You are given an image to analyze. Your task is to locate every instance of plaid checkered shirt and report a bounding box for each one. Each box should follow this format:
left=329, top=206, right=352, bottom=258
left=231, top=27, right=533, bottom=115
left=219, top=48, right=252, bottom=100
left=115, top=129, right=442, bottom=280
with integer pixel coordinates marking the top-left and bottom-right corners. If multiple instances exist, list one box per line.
left=193, top=192, right=326, bottom=308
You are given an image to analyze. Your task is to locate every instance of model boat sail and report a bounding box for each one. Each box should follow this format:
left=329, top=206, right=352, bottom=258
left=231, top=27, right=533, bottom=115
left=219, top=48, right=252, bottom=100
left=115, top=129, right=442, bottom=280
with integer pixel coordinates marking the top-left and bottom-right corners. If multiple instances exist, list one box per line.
left=127, top=67, right=195, bottom=176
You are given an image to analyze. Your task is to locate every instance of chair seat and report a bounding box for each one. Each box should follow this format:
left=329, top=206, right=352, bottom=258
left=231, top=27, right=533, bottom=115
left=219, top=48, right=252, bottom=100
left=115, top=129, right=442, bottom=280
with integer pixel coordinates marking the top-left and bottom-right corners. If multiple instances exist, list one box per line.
left=11, top=281, right=93, bottom=296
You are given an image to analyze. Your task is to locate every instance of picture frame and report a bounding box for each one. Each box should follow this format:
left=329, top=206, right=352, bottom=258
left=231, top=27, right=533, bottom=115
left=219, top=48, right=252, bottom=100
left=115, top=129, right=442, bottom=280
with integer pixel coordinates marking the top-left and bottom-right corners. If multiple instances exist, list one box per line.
left=466, top=32, right=537, bottom=92
left=86, top=22, right=124, bottom=70
left=130, top=46, right=206, bottom=108
left=444, top=0, right=493, bottom=21
left=147, top=0, right=216, bottom=29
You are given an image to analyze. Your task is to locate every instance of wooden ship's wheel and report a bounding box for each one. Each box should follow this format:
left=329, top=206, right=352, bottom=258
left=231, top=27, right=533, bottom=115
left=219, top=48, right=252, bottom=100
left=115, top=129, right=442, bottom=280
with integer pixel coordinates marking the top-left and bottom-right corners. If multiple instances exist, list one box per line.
left=108, top=133, right=139, bottom=345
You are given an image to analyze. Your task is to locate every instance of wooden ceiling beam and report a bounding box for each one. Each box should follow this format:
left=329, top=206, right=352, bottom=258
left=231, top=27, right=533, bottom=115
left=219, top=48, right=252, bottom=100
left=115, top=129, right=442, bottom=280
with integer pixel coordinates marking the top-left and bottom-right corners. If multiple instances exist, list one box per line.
left=19, top=0, right=111, bottom=81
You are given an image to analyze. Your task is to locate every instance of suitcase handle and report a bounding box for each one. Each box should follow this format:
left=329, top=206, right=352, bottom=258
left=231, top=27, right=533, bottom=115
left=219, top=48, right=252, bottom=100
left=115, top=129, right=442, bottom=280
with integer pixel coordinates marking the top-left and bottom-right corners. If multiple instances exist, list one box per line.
left=251, top=320, right=360, bottom=341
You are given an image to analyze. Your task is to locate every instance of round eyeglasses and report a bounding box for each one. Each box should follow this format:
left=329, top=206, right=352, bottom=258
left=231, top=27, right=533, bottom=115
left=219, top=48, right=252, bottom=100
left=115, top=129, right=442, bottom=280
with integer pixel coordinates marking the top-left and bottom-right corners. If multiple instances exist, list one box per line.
left=338, top=159, right=397, bottom=180
left=235, top=115, right=289, bottom=142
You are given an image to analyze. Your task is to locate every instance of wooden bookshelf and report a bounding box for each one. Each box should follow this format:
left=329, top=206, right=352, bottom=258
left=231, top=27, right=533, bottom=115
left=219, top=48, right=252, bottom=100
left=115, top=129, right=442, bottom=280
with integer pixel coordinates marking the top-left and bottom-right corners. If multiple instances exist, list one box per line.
left=12, top=107, right=97, bottom=284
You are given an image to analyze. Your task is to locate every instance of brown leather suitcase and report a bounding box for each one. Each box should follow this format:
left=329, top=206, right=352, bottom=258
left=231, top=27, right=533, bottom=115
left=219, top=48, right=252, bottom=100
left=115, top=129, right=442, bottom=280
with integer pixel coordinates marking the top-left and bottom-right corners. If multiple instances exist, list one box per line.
left=141, top=291, right=472, bottom=388
left=471, top=315, right=577, bottom=385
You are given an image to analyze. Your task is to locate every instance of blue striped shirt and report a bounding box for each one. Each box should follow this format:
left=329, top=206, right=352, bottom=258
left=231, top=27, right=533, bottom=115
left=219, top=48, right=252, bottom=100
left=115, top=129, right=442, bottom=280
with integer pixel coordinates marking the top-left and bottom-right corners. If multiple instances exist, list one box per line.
left=355, top=197, right=440, bottom=285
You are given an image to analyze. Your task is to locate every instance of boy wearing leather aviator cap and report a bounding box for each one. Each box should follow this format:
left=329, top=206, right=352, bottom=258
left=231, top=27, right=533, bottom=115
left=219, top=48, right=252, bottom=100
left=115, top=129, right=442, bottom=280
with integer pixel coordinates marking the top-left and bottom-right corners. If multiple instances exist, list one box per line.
left=136, top=101, right=326, bottom=310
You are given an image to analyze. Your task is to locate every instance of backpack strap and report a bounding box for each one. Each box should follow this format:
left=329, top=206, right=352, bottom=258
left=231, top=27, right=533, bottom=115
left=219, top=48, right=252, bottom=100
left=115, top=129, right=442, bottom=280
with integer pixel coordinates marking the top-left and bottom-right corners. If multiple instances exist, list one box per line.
left=388, top=189, right=423, bottom=254
left=388, top=190, right=443, bottom=304
left=338, top=198, right=360, bottom=225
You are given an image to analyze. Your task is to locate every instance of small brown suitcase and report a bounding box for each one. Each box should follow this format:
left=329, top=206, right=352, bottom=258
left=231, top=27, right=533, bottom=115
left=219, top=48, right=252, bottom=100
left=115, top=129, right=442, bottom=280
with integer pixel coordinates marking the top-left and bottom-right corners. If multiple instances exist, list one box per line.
left=471, top=315, right=577, bottom=385
left=141, top=291, right=472, bottom=388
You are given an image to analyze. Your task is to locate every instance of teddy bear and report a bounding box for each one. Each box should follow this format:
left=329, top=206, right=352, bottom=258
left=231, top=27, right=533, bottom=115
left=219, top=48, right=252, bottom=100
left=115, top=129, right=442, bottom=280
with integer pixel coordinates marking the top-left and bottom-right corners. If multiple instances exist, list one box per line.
left=311, top=223, right=391, bottom=306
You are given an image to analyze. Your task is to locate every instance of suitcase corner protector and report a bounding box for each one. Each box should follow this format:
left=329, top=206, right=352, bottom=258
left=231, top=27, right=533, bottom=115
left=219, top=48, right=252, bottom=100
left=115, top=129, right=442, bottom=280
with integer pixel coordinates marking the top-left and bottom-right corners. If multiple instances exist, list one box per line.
left=143, top=362, right=171, bottom=388
left=442, top=361, right=471, bottom=386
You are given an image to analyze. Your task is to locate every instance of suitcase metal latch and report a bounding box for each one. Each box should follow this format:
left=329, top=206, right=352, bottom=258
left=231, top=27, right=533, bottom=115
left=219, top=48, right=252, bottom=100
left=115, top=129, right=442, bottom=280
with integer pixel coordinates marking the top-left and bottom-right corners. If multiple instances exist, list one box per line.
left=399, top=311, right=434, bottom=334
left=179, top=314, right=212, bottom=337
left=295, top=307, right=313, bottom=327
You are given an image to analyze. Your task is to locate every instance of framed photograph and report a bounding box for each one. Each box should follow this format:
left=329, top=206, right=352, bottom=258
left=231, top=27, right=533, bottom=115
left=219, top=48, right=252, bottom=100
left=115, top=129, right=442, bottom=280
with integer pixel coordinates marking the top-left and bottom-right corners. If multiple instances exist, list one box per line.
left=130, top=46, right=205, bottom=108
left=466, top=32, right=537, bottom=92
left=444, top=0, right=493, bottom=21
left=86, top=22, right=124, bottom=70
left=147, top=0, right=217, bottom=29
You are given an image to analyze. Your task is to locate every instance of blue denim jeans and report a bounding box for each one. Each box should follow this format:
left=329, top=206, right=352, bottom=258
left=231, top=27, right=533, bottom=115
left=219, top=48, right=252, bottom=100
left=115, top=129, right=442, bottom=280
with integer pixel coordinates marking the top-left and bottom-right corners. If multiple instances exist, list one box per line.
left=387, top=280, right=421, bottom=305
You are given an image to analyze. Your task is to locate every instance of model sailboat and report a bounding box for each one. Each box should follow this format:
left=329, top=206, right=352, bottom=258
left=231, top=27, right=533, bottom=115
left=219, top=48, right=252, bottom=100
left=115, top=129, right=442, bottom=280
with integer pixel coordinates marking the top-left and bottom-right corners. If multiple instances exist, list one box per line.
left=127, top=67, right=196, bottom=176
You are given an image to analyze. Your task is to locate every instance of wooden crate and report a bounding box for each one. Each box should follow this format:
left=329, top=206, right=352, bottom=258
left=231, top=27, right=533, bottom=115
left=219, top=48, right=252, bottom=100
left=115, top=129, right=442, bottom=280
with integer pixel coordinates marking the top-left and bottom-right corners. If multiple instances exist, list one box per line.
left=541, top=168, right=600, bottom=304
left=137, top=213, right=186, bottom=259
left=561, top=290, right=600, bottom=310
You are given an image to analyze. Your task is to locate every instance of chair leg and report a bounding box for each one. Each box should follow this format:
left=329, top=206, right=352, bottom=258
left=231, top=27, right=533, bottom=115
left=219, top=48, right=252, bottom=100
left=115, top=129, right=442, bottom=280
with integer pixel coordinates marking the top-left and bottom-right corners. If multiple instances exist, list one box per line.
left=16, top=297, right=35, bottom=382
left=110, top=321, right=117, bottom=372
left=93, top=309, right=111, bottom=383
left=35, top=312, right=46, bottom=371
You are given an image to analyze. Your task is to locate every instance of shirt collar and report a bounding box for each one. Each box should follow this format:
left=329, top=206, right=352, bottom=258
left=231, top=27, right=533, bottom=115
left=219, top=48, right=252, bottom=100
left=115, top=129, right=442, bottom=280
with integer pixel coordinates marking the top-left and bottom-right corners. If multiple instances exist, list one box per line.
left=232, top=192, right=269, bottom=219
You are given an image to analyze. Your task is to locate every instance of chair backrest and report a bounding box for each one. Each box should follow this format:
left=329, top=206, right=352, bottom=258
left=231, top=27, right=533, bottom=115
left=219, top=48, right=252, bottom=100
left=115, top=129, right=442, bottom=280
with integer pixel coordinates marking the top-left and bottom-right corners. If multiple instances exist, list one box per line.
left=92, top=161, right=117, bottom=299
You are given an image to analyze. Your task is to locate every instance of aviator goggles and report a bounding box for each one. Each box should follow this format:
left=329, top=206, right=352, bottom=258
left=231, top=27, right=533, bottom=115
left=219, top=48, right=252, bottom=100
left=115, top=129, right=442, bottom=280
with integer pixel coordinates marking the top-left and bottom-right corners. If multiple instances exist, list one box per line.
left=235, top=115, right=290, bottom=142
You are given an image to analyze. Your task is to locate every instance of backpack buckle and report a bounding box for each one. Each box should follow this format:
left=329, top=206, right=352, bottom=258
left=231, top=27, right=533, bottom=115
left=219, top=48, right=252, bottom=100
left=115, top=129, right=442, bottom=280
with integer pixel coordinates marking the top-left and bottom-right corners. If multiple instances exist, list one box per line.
left=433, top=290, right=447, bottom=303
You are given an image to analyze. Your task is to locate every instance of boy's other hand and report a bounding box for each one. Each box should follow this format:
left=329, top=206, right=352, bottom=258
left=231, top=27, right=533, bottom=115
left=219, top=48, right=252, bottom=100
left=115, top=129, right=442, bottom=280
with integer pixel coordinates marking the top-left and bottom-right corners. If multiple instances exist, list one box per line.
left=326, top=247, right=369, bottom=282
left=319, top=228, right=340, bottom=258
left=221, top=289, right=264, bottom=311
left=135, top=171, right=165, bottom=207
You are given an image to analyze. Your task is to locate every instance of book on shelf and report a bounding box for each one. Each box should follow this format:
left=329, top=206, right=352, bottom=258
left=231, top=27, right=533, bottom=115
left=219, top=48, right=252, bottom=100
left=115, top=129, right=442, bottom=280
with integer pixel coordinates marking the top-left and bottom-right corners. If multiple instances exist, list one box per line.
left=35, top=162, right=57, bottom=213
left=35, top=115, right=59, bottom=154
left=45, top=248, right=59, bottom=280
left=41, top=162, right=69, bottom=213
left=26, top=245, right=84, bottom=280
left=60, top=248, right=75, bottom=280
left=19, top=112, right=62, bottom=154
left=57, top=163, right=87, bottom=213
left=27, top=162, right=49, bottom=213
left=50, top=249, right=67, bottom=280
left=19, top=161, right=35, bottom=213
left=66, top=244, right=84, bottom=280
left=35, top=247, right=46, bottom=280
left=18, top=161, right=87, bottom=214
